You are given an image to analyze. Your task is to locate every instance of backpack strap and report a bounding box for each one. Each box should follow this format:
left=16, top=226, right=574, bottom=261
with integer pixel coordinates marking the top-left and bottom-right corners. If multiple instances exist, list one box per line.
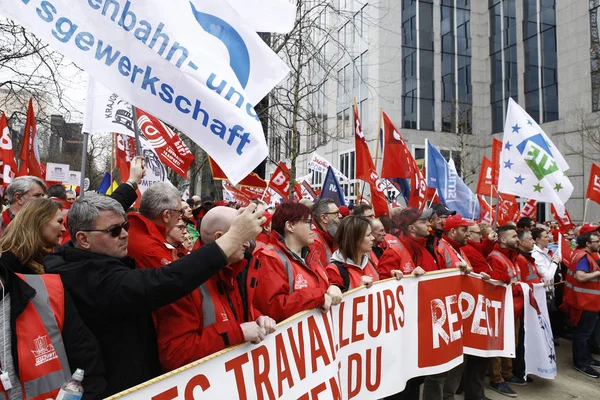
left=331, top=260, right=350, bottom=291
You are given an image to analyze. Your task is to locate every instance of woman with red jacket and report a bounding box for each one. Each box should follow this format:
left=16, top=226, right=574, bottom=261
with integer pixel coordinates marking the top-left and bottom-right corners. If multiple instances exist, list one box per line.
left=252, top=202, right=342, bottom=323
left=327, top=216, right=403, bottom=292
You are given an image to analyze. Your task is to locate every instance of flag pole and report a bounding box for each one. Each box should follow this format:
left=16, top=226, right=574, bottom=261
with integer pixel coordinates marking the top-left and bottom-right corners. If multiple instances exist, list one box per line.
left=583, top=198, right=590, bottom=223
left=374, top=108, right=382, bottom=175
left=79, top=132, right=89, bottom=198
left=131, top=106, right=142, bottom=156
left=110, top=133, right=115, bottom=185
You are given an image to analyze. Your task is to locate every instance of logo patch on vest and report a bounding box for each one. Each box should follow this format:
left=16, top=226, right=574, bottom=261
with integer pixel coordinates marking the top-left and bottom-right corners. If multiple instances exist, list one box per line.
left=294, top=273, right=308, bottom=290
left=31, top=335, right=57, bottom=366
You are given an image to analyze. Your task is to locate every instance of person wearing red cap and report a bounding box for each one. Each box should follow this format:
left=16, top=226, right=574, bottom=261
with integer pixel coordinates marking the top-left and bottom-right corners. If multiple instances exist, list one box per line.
left=423, top=215, right=473, bottom=400
left=310, top=199, right=342, bottom=268
left=377, top=207, right=438, bottom=280
left=339, top=205, right=350, bottom=218
left=579, top=223, right=600, bottom=236
left=484, top=225, right=523, bottom=397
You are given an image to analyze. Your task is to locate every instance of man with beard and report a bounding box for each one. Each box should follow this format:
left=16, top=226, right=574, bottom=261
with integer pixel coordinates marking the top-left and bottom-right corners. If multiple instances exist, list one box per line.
left=485, top=225, right=523, bottom=397
left=311, top=199, right=342, bottom=267
left=369, top=218, right=387, bottom=267
left=181, top=200, right=199, bottom=245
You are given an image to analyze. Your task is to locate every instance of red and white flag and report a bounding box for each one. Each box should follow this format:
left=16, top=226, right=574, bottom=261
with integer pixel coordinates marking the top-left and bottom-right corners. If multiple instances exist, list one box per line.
left=520, top=199, right=538, bottom=219
left=586, top=163, right=600, bottom=205
left=551, top=204, right=574, bottom=230
left=239, top=185, right=271, bottom=204
left=268, top=162, right=301, bottom=200
left=478, top=195, right=495, bottom=224
left=209, top=157, right=267, bottom=188
left=498, top=193, right=520, bottom=225
left=0, top=114, right=18, bottom=185
left=18, top=99, right=43, bottom=178
left=354, top=105, right=376, bottom=182
left=476, top=156, right=498, bottom=197
left=222, top=181, right=251, bottom=206
left=491, top=138, right=502, bottom=186
left=136, top=108, right=195, bottom=179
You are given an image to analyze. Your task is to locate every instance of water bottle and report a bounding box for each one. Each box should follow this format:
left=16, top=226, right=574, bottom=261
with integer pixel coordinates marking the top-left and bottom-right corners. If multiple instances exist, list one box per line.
left=56, top=369, right=84, bottom=400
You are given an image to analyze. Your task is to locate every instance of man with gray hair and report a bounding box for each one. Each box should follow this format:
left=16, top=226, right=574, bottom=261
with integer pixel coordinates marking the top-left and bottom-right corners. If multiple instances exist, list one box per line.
left=151, top=206, right=276, bottom=371
left=310, top=198, right=342, bottom=267
left=127, top=181, right=185, bottom=268
left=1, top=175, right=46, bottom=229
left=44, top=193, right=266, bottom=396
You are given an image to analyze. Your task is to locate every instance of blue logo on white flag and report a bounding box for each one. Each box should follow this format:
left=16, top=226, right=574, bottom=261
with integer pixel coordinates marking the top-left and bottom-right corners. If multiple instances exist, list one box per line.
left=190, top=2, right=251, bottom=89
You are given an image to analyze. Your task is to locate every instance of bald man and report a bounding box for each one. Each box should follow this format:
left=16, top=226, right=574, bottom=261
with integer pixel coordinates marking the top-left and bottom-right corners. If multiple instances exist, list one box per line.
left=152, top=207, right=276, bottom=371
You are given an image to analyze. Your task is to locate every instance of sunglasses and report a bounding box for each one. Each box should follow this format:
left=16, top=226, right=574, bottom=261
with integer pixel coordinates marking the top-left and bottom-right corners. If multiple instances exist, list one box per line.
left=81, top=221, right=130, bottom=237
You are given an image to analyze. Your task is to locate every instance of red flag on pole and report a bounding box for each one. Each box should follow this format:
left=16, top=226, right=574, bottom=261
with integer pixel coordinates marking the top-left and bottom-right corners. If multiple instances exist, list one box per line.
left=560, top=234, right=573, bottom=269
left=135, top=108, right=194, bottom=179
left=586, top=163, right=600, bottom=205
left=18, top=99, right=43, bottom=178
left=491, top=138, right=502, bottom=186
left=408, top=165, right=428, bottom=210
left=116, top=134, right=136, bottom=182
left=476, top=156, right=498, bottom=197
left=353, top=104, right=376, bottom=181
left=222, top=181, right=251, bottom=206
left=268, top=162, right=300, bottom=200
left=366, top=168, right=389, bottom=216
left=209, top=157, right=267, bottom=188
left=497, top=193, right=520, bottom=225
left=239, top=186, right=271, bottom=204
left=380, top=111, right=412, bottom=179
left=0, top=114, right=18, bottom=186
left=477, top=195, right=495, bottom=224
left=551, top=204, right=574, bottom=230
left=520, top=199, right=538, bottom=219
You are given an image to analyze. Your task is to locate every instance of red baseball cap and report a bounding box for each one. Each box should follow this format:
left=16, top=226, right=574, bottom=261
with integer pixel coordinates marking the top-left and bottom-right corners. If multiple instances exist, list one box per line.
left=580, top=223, right=600, bottom=235
left=443, top=214, right=475, bottom=231
left=339, top=206, right=350, bottom=217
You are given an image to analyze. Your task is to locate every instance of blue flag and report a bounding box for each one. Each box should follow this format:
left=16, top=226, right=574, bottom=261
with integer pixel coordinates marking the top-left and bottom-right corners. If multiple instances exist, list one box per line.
left=97, top=172, right=111, bottom=194
left=320, top=166, right=346, bottom=206
left=426, top=141, right=480, bottom=220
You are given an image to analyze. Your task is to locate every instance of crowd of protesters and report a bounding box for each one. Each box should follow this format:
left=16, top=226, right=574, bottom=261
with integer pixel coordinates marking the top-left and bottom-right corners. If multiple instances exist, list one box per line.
left=0, top=163, right=598, bottom=400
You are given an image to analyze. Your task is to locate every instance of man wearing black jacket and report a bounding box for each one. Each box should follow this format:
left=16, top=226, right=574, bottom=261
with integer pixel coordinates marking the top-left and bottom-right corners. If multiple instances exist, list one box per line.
left=0, top=266, right=105, bottom=399
left=44, top=193, right=266, bottom=397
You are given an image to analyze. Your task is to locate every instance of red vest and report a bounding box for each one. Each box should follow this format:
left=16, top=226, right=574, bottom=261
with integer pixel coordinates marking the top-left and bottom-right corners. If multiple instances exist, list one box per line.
left=564, top=249, right=600, bottom=312
left=198, top=274, right=246, bottom=339
left=488, top=250, right=521, bottom=283
left=438, top=239, right=468, bottom=270
left=327, top=260, right=379, bottom=292
left=7, top=274, right=71, bottom=400
left=261, top=245, right=328, bottom=293
left=518, top=254, right=542, bottom=284
left=1, top=209, right=12, bottom=231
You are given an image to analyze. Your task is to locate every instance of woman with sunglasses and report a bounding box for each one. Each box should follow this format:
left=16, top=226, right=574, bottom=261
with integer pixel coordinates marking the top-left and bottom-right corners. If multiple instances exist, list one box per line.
left=252, top=202, right=342, bottom=323
left=0, top=198, right=66, bottom=274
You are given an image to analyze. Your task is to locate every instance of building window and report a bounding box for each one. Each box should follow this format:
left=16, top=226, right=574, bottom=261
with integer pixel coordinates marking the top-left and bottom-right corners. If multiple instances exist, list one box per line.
left=441, top=0, right=472, bottom=133
left=269, top=135, right=281, bottom=162
left=489, top=0, right=518, bottom=133
left=524, top=0, right=558, bottom=123
left=339, top=150, right=356, bottom=201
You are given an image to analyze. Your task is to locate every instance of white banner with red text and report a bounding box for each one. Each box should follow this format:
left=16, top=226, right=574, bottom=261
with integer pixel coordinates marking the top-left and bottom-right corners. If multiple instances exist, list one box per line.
left=108, top=270, right=514, bottom=400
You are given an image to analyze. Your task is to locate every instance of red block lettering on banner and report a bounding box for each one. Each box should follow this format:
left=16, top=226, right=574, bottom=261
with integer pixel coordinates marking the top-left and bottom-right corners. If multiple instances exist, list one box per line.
left=520, top=199, right=537, bottom=220
left=498, top=194, right=520, bottom=226
left=136, top=108, right=195, bottom=178
left=551, top=205, right=574, bottom=230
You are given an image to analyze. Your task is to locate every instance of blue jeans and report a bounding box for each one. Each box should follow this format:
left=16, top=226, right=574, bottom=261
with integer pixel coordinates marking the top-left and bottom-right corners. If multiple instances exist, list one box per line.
left=573, top=310, right=599, bottom=368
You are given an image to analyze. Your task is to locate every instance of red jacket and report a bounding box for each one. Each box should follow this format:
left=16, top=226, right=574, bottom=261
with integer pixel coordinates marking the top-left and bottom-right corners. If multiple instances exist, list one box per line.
left=438, top=235, right=467, bottom=269
left=486, top=244, right=520, bottom=283
left=517, top=252, right=543, bottom=285
left=310, top=225, right=335, bottom=268
left=377, top=234, right=438, bottom=279
left=1, top=207, right=12, bottom=230
left=152, top=260, right=249, bottom=371
left=127, top=213, right=177, bottom=269
left=462, top=241, right=492, bottom=274
left=326, top=256, right=379, bottom=292
left=252, top=233, right=329, bottom=323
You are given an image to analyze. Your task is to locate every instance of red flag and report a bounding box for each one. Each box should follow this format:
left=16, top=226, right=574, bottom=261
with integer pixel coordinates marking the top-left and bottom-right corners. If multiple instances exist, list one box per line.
left=301, top=180, right=318, bottom=200
left=222, top=181, right=251, bottom=206
left=268, top=162, right=296, bottom=200
left=491, top=138, right=502, bottom=186
left=0, top=114, right=18, bottom=186
left=560, top=235, right=573, bottom=269
left=209, top=157, right=267, bottom=188
left=476, top=156, right=498, bottom=197
left=520, top=199, right=538, bottom=219
left=353, top=104, right=376, bottom=181
left=18, top=99, right=43, bottom=178
left=116, top=134, right=136, bottom=182
left=366, top=168, right=389, bottom=217
left=497, top=193, right=520, bottom=225
left=136, top=108, right=194, bottom=178
left=380, top=111, right=412, bottom=179
left=239, top=186, right=271, bottom=204
left=551, top=205, right=574, bottom=230
left=586, top=163, right=600, bottom=205
left=408, top=165, right=428, bottom=210
left=477, top=195, right=495, bottom=224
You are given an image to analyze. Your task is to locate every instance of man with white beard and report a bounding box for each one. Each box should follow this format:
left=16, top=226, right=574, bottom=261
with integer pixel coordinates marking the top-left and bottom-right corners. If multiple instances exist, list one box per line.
left=310, top=199, right=342, bottom=267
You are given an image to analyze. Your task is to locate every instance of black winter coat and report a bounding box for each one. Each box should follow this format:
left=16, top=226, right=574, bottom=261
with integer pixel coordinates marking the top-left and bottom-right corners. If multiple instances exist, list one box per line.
left=43, top=241, right=229, bottom=397
left=0, top=266, right=106, bottom=399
